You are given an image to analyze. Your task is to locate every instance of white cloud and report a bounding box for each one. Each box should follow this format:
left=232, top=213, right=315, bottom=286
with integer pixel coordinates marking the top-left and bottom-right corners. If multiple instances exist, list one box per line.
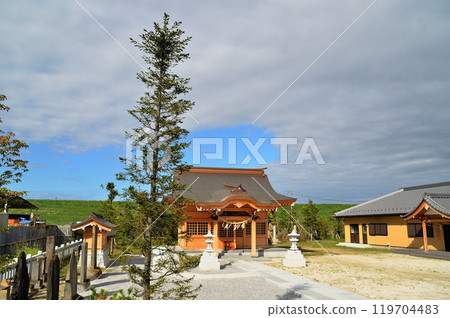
left=1, top=0, right=449, bottom=199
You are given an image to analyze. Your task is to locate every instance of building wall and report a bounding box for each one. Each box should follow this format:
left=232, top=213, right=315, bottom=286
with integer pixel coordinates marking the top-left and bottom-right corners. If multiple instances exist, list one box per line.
left=343, top=215, right=446, bottom=251
left=179, top=206, right=269, bottom=250
left=83, top=225, right=109, bottom=252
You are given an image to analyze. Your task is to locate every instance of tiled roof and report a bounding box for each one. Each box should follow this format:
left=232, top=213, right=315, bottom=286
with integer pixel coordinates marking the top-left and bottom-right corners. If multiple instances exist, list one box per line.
left=176, top=167, right=294, bottom=205
left=334, top=182, right=450, bottom=218
left=423, top=193, right=450, bottom=216
left=72, top=212, right=117, bottom=230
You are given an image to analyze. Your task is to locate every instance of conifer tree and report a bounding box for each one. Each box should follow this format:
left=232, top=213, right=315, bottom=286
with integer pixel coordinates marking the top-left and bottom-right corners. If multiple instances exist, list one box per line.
left=116, top=13, right=199, bottom=300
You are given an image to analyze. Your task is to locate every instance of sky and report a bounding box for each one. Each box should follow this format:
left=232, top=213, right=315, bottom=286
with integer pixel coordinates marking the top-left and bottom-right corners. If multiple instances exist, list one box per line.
left=1, top=0, right=449, bottom=203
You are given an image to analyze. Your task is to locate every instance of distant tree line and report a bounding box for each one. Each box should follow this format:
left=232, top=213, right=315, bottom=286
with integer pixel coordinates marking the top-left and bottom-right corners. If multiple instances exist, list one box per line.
left=269, top=200, right=345, bottom=242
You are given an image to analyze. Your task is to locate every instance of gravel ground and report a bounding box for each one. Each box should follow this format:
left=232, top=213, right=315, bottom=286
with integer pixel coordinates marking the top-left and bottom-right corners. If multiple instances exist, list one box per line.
left=79, top=256, right=363, bottom=300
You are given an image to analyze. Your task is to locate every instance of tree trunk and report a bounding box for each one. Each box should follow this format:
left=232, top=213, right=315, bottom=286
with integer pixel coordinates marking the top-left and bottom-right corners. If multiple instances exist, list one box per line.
left=143, top=217, right=153, bottom=300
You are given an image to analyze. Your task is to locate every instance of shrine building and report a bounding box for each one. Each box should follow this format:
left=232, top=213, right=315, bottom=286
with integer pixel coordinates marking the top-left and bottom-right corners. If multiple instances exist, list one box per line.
left=176, top=167, right=295, bottom=257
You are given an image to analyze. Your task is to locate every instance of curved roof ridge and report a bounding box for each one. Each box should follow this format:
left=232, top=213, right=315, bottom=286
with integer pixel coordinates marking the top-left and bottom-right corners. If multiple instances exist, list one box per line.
left=402, top=181, right=450, bottom=191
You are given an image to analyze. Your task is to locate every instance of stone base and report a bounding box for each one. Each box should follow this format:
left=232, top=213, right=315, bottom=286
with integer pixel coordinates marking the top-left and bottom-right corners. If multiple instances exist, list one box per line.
left=77, top=280, right=91, bottom=293
left=30, top=279, right=43, bottom=290
left=86, top=249, right=110, bottom=268
left=86, top=268, right=102, bottom=281
left=283, top=249, right=306, bottom=267
left=198, top=251, right=220, bottom=271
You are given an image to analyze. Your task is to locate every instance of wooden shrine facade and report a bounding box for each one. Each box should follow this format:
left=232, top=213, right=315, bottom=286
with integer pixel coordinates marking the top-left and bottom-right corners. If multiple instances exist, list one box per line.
left=176, top=167, right=295, bottom=257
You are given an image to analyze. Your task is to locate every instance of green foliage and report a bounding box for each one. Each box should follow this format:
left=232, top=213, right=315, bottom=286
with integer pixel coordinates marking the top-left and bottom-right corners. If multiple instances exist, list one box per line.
left=300, top=200, right=320, bottom=239
left=13, top=244, right=40, bottom=258
left=88, top=286, right=109, bottom=300
left=0, top=225, right=8, bottom=234
left=114, top=13, right=198, bottom=300
left=125, top=246, right=201, bottom=300
left=0, top=93, right=29, bottom=207
left=111, top=288, right=135, bottom=300
left=101, top=182, right=119, bottom=207
left=0, top=254, right=13, bottom=273
left=274, top=203, right=352, bottom=242
left=88, top=286, right=136, bottom=300
left=328, top=211, right=345, bottom=239
left=273, top=205, right=300, bottom=232
left=179, top=253, right=201, bottom=268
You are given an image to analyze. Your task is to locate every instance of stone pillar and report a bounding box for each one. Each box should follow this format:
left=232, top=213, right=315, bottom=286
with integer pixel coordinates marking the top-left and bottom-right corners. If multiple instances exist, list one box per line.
left=91, top=225, right=98, bottom=269
left=80, top=242, right=88, bottom=283
left=45, top=236, right=55, bottom=282
left=251, top=219, right=257, bottom=257
left=64, top=251, right=78, bottom=300
left=213, top=221, right=218, bottom=256
left=78, top=242, right=90, bottom=292
left=10, top=252, right=30, bottom=300
left=30, top=258, right=43, bottom=289
left=272, top=224, right=278, bottom=244
left=46, top=256, right=60, bottom=300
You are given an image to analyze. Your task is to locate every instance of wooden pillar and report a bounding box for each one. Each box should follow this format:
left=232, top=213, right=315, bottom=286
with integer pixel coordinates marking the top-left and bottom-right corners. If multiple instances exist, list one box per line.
left=251, top=219, right=257, bottom=257
left=91, top=225, right=98, bottom=269
left=243, top=224, right=247, bottom=248
left=213, top=221, right=218, bottom=256
left=422, top=220, right=428, bottom=251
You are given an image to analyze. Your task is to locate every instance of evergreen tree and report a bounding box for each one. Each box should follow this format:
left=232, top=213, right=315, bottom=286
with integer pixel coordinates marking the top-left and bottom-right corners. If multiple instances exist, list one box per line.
left=116, top=13, right=198, bottom=300
left=300, top=200, right=320, bottom=240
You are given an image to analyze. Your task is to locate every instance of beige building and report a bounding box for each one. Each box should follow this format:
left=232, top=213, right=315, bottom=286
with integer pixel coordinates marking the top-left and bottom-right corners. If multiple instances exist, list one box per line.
left=335, top=182, right=450, bottom=251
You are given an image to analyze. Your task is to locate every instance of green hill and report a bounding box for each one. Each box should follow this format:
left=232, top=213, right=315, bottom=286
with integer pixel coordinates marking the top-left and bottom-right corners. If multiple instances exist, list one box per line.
left=11, top=200, right=354, bottom=226
left=11, top=199, right=104, bottom=225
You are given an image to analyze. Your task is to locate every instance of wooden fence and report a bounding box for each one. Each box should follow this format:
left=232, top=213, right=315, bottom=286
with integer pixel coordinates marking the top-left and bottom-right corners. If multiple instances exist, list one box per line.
left=0, top=239, right=83, bottom=282
left=0, top=225, right=72, bottom=255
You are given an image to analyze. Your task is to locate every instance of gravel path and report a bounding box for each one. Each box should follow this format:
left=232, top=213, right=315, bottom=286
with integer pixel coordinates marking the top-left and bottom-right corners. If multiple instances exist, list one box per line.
left=79, top=256, right=365, bottom=300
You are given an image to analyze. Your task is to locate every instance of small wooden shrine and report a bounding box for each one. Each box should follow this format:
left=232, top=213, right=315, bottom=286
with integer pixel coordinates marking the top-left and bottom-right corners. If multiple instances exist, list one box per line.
left=72, top=212, right=117, bottom=267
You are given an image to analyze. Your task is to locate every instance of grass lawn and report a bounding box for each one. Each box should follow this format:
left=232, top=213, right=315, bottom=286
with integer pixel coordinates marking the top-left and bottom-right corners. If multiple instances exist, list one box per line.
left=12, top=199, right=104, bottom=225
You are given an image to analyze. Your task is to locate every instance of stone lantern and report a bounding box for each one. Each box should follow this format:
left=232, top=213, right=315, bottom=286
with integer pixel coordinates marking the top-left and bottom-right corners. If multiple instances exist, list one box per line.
left=199, top=230, right=220, bottom=271
left=283, top=225, right=306, bottom=267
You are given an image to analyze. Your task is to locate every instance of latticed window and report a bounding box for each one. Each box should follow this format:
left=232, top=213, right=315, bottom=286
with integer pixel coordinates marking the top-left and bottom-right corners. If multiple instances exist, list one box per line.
left=246, top=224, right=251, bottom=235
left=218, top=226, right=228, bottom=237
left=186, top=222, right=208, bottom=235
left=256, top=222, right=266, bottom=235
left=219, top=223, right=243, bottom=237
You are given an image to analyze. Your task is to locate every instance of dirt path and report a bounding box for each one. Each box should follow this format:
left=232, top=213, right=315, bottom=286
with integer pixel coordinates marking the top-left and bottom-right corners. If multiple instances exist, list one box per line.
left=265, top=252, right=450, bottom=300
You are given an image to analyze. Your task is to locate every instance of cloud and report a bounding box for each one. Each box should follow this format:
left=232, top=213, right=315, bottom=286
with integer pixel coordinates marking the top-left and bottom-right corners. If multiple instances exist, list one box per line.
left=1, top=0, right=449, bottom=200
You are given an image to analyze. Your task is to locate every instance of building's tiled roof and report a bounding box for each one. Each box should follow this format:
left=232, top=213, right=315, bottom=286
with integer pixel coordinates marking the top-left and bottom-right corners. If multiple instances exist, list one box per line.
left=176, top=167, right=294, bottom=205
left=72, top=212, right=117, bottom=231
left=334, top=181, right=450, bottom=218
left=422, top=193, right=450, bottom=216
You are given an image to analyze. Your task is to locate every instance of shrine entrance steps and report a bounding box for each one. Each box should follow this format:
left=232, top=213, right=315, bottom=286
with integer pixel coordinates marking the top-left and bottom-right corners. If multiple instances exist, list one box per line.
left=185, top=247, right=288, bottom=259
